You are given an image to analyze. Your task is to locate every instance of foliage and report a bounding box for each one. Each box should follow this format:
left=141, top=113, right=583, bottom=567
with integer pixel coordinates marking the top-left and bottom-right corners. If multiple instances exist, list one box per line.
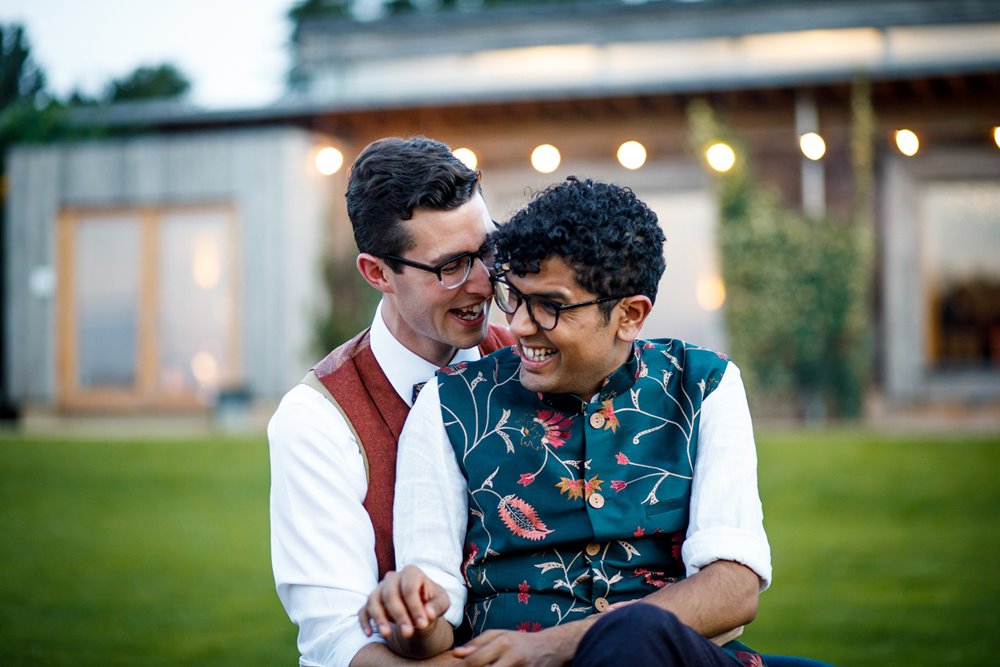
left=105, top=63, right=190, bottom=103
left=686, top=87, right=875, bottom=419
left=1, top=428, right=997, bottom=665
left=311, top=250, right=381, bottom=357
left=1, top=24, right=46, bottom=109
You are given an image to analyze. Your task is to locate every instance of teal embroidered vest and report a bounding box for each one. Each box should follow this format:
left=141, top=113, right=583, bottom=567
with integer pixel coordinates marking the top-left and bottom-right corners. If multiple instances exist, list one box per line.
left=436, top=338, right=730, bottom=635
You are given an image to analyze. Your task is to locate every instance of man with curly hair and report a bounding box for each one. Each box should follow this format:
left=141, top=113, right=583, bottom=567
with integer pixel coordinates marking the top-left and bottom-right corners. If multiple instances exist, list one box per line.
left=360, top=177, right=782, bottom=666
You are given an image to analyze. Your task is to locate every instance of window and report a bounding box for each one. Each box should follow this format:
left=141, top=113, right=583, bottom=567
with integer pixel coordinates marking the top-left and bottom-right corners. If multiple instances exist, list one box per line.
left=57, top=206, right=240, bottom=410
left=922, top=182, right=1000, bottom=370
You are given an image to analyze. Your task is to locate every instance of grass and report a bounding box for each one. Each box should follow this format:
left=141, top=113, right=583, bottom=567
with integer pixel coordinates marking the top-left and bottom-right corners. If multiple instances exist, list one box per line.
left=0, top=434, right=294, bottom=666
left=747, top=429, right=1000, bottom=666
left=1, top=428, right=997, bottom=666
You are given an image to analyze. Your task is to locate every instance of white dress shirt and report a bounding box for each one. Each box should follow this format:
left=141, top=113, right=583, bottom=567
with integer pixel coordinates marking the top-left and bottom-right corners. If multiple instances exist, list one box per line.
left=393, top=359, right=772, bottom=627
left=268, top=302, right=483, bottom=667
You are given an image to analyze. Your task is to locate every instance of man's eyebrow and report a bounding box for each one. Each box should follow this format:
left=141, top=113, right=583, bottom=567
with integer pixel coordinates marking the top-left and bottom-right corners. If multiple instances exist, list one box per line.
left=426, top=248, right=472, bottom=265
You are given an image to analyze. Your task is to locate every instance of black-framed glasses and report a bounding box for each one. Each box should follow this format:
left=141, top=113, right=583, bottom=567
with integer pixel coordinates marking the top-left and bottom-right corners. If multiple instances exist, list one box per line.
left=491, top=275, right=624, bottom=331
left=381, top=242, right=496, bottom=289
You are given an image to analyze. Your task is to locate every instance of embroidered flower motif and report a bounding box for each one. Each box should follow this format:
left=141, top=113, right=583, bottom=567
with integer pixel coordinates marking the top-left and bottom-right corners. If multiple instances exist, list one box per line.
left=536, top=409, right=572, bottom=448
left=583, top=475, right=603, bottom=499
left=556, top=477, right=584, bottom=500
left=517, top=580, right=531, bottom=604
left=519, top=409, right=572, bottom=450
left=610, top=480, right=627, bottom=492
left=715, top=351, right=731, bottom=362
left=638, top=360, right=649, bottom=378
left=633, top=526, right=645, bottom=537
left=615, top=452, right=629, bottom=465
left=462, top=542, right=479, bottom=585
left=516, top=621, right=543, bottom=633
left=440, top=362, right=468, bottom=375
left=598, top=400, right=619, bottom=432
left=498, top=495, right=552, bottom=541
left=735, top=651, right=764, bottom=667
left=517, top=473, right=536, bottom=487
left=633, top=567, right=668, bottom=589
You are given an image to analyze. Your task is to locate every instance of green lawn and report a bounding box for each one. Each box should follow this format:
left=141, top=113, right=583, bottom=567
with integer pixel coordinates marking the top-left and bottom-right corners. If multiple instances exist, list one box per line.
left=1, top=429, right=997, bottom=666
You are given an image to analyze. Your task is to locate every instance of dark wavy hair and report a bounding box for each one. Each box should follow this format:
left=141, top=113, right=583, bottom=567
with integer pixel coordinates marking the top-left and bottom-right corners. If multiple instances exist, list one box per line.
left=494, top=177, right=665, bottom=318
left=346, top=136, right=481, bottom=272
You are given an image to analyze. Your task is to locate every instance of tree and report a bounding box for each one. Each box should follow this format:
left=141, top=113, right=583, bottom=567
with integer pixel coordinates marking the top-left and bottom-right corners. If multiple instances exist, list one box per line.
left=1, top=24, right=46, bottom=110
left=105, top=63, right=190, bottom=102
left=686, top=87, right=875, bottom=420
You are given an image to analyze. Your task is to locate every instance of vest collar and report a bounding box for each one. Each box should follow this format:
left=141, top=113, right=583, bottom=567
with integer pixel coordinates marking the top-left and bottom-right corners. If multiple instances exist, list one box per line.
left=537, top=342, right=642, bottom=415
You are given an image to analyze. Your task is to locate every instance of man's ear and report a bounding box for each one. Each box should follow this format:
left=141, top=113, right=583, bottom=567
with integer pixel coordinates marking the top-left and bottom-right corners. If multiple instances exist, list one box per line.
left=615, top=295, right=653, bottom=343
left=357, top=253, right=394, bottom=294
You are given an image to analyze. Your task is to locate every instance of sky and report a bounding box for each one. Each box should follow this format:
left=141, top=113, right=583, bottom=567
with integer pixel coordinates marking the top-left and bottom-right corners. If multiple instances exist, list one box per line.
left=0, top=0, right=293, bottom=109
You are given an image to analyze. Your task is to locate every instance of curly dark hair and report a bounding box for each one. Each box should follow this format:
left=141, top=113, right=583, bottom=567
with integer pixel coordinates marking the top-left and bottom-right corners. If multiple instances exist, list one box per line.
left=346, top=136, right=481, bottom=271
left=494, top=177, right=665, bottom=317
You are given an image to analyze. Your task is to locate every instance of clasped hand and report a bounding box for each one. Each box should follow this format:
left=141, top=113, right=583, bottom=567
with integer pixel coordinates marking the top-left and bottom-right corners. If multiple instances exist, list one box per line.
left=359, top=565, right=451, bottom=644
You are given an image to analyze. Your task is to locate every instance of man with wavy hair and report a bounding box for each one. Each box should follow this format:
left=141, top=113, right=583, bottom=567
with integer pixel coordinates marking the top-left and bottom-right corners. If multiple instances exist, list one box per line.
left=269, top=136, right=512, bottom=667
left=361, top=176, right=777, bottom=666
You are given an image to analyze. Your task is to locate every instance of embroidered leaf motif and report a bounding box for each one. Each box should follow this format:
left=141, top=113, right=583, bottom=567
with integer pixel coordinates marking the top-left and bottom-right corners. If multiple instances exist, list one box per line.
left=631, top=388, right=641, bottom=409
left=607, top=573, right=623, bottom=585
left=498, top=429, right=514, bottom=453
left=553, top=579, right=570, bottom=591
left=497, top=495, right=553, bottom=541
left=568, top=606, right=592, bottom=614
left=617, top=540, right=641, bottom=561
left=496, top=409, right=511, bottom=430
left=555, top=477, right=584, bottom=500
left=482, top=466, right=500, bottom=489
left=599, top=400, right=619, bottom=432
left=571, top=572, right=591, bottom=587
left=470, top=372, right=485, bottom=390
left=583, top=475, right=603, bottom=499
left=486, top=548, right=500, bottom=557
left=535, top=561, right=563, bottom=573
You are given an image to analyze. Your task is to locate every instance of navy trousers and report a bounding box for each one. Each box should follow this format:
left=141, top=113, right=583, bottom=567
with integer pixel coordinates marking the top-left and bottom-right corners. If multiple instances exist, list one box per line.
left=571, top=603, right=834, bottom=667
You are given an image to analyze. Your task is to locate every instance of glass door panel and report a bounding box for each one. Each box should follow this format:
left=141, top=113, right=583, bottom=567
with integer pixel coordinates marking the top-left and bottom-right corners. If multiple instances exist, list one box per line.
left=157, top=210, right=232, bottom=401
left=74, top=215, right=140, bottom=389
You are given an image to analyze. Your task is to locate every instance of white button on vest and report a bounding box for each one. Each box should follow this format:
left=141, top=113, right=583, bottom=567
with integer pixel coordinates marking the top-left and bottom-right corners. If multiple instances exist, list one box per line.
left=588, top=492, right=605, bottom=509
left=585, top=542, right=601, bottom=556
left=589, top=412, right=606, bottom=429
left=594, top=597, right=610, bottom=612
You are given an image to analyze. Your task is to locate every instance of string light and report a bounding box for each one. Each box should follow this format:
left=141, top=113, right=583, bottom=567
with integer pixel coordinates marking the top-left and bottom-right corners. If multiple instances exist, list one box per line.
left=705, top=142, right=736, bottom=173
left=895, top=129, right=920, bottom=157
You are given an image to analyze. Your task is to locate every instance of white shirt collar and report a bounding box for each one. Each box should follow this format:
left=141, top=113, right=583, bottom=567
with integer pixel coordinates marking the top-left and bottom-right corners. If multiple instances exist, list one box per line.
left=369, top=300, right=482, bottom=407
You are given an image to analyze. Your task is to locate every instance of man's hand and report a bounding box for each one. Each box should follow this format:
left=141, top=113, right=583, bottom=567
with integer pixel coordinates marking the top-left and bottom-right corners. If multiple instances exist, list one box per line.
left=359, top=565, right=454, bottom=659
left=452, top=622, right=592, bottom=667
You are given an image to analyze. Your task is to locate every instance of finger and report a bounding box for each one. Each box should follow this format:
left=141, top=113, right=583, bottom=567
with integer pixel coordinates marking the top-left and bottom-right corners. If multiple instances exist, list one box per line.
left=380, top=576, right=417, bottom=637
left=358, top=605, right=372, bottom=637
left=399, top=571, right=433, bottom=630
left=455, top=636, right=506, bottom=667
left=365, top=587, right=395, bottom=638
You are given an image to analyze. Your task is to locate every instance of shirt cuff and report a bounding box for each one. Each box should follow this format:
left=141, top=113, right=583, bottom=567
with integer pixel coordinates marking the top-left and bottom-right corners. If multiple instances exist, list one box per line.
left=682, top=526, right=773, bottom=591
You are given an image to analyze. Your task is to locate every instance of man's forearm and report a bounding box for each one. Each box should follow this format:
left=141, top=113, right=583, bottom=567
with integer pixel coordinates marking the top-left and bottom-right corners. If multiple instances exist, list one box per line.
left=643, top=559, right=760, bottom=638
left=385, top=617, right=456, bottom=661
left=350, top=641, right=461, bottom=667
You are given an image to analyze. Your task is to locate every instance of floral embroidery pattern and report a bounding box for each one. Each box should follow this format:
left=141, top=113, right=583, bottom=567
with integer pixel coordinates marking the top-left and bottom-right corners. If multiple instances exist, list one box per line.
left=555, top=475, right=603, bottom=501
left=598, top=400, right=620, bottom=432
left=521, top=409, right=572, bottom=450
left=736, top=651, right=764, bottom=667
left=497, top=495, right=552, bottom=541
left=633, top=567, right=669, bottom=589
left=437, top=340, right=730, bottom=636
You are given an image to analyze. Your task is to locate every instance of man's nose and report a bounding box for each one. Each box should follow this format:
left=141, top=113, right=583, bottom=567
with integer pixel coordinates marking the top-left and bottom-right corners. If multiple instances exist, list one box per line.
left=507, top=301, right=537, bottom=336
left=463, top=257, right=493, bottom=297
